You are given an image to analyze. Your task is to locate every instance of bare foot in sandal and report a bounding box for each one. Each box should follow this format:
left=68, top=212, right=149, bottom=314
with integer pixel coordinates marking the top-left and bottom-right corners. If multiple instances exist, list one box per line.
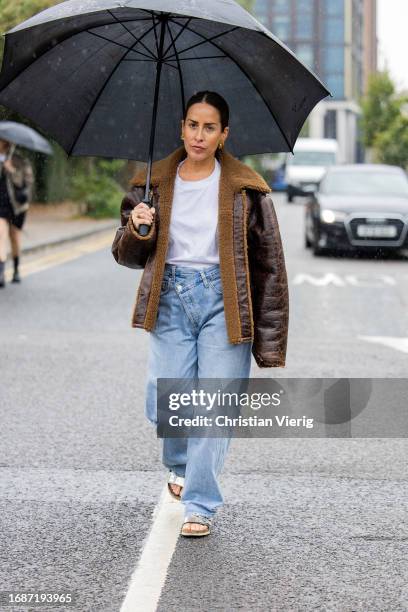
left=182, top=522, right=208, bottom=534
left=169, top=484, right=182, bottom=497
left=181, top=514, right=211, bottom=536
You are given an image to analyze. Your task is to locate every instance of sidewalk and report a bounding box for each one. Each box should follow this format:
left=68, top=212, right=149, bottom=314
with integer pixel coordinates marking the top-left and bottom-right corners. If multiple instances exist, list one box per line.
left=7, top=202, right=118, bottom=256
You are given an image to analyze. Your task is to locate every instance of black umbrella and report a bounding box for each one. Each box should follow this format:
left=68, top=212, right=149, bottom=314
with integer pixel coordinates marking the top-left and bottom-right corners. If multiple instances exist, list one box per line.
left=0, top=0, right=330, bottom=235
left=0, top=121, right=53, bottom=155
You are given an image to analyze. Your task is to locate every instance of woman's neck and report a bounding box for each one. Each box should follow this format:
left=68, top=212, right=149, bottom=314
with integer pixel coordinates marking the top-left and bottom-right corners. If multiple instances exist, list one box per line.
left=179, top=155, right=216, bottom=180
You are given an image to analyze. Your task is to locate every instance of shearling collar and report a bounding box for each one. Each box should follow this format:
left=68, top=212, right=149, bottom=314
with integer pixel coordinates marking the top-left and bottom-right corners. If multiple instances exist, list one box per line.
left=130, top=145, right=271, bottom=194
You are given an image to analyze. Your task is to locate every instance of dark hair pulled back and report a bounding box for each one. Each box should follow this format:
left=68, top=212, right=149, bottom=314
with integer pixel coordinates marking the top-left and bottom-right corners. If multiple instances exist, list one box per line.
left=184, top=90, right=229, bottom=130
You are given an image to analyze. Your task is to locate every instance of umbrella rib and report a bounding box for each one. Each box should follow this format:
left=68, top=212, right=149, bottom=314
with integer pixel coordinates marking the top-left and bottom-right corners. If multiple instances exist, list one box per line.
left=150, top=13, right=160, bottom=57
left=122, top=58, right=161, bottom=62
left=86, top=30, right=155, bottom=60
left=168, top=19, right=294, bottom=153
left=67, top=22, right=159, bottom=157
left=166, top=21, right=186, bottom=117
left=119, top=60, right=180, bottom=70
left=166, top=56, right=228, bottom=61
left=0, top=18, right=157, bottom=92
left=162, top=17, right=194, bottom=58
left=164, top=22, right=239, bottom=62
left=106, top=9, right=157, bottom=59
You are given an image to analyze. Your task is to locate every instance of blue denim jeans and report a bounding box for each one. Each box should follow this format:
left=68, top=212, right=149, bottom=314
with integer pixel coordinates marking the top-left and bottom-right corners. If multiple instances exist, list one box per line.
left=144, top=263, right=252, bottom=518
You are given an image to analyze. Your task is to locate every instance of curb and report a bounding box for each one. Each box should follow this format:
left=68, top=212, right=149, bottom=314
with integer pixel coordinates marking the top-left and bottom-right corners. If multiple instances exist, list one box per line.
left=17, top=220, right=118, bottom=257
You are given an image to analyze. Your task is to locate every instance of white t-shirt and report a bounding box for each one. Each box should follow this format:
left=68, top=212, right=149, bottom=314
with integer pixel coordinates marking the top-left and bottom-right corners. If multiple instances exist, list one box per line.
left=165, top=157, right=221, bottom=268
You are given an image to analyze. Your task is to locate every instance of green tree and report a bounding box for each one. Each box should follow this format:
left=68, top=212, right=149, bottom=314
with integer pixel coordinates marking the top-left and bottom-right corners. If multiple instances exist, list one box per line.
left=0, top=1, right=61, bottom=61
left=236, top=0, right=255, bottom=11
left=360, top=71, right=402, bottom=148
left=360, top=71, right=408, bottom=169
left=70, top=158, right=124, bottom=218
left=373, top=114, right=408, bottom=169
left=0, top=1, right=58, bottom=34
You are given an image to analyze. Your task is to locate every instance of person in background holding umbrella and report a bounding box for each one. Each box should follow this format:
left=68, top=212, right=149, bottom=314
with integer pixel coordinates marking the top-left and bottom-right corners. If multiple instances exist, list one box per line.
left=112, top=90, right=289, bottom=538
left=0, top=138, right=34, bottom=287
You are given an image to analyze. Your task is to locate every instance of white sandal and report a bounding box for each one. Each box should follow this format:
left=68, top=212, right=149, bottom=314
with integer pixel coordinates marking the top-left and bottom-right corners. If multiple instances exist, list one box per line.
left=167, top=471, right=185, bottom=500
left=180, top=513, right=212, bottom=537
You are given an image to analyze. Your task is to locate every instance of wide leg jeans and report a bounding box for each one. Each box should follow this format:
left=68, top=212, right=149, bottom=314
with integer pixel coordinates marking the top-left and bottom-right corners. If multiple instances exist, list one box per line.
left=144, top=263, right=252, bottom=518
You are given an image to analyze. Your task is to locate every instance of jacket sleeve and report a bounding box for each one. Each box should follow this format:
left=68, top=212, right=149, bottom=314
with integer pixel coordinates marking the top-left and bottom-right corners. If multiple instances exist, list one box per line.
left=247, top=191, right=289, bottom=368
left=111, top=185, right=157, bottom=269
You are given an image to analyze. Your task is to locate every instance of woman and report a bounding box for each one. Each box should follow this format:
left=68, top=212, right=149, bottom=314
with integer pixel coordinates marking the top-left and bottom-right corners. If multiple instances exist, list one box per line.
left=0, top=139, right=34, bottom=287
left=112, top=90, right=289, bottom=537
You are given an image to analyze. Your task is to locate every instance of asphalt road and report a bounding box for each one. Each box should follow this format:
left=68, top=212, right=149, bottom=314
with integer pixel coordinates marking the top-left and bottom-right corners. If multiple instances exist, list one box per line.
left=0, top=197, right=407, bottom=611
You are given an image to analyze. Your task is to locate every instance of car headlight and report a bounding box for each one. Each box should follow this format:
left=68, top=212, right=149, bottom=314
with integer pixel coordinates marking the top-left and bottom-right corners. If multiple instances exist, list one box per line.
left=320, top=209, right=348, bottom=223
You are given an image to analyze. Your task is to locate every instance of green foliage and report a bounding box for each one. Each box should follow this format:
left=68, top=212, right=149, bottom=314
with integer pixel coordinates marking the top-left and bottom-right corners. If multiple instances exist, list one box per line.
left=299, top=118, right=310, bottom=138
left=0, top=0, right=61, bottom=62
left=360, top=71, right=408, bottom=169
left=236, top=0, right=255, bottom=11
left=360, top=71, right=402, bottom=148
left=0, top=0, right=58, bottom=34
left=70, top=159, right=126, bottom=219
left=373, top=114, right=408, bottom=169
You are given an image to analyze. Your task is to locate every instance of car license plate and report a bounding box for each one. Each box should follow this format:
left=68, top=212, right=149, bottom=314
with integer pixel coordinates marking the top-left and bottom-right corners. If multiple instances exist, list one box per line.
left=356, top=224, right=397, bottom=238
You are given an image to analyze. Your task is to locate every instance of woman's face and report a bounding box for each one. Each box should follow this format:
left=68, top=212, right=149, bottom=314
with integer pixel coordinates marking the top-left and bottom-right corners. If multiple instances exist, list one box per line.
left=181, top=102, right=229, bottom=162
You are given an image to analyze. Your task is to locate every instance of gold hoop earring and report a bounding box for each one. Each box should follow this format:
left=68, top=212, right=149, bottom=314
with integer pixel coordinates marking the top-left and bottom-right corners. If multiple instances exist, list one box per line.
left=218, top=141, right=223, bottom=150
left=181, top=134, right=184, bottom=140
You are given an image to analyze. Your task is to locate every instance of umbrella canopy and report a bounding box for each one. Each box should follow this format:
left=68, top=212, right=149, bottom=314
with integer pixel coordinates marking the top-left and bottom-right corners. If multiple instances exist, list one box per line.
left=0, top=0, right=330, bottom=162
left=0, top=121, right=53, bottom=155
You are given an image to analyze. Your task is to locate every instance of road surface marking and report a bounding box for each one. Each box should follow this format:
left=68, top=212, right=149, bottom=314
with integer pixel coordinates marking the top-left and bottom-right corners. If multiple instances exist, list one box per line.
left=4, top=231, right=115, bottom=281
left=344, top=274, right=395, bottom=287
left=293, top=273, right=397, bottom=287
left=358, top=335, right=408, bottom=354
left=293, top=273, right=346, bottom=286
left=120, top=485, right=183, bottom=612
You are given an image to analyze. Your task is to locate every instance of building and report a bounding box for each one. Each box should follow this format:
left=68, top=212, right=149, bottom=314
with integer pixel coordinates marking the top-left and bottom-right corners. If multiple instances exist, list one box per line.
left=253, top=0, right=378, bottom=162
left=363, top=0, right=378, bottom=92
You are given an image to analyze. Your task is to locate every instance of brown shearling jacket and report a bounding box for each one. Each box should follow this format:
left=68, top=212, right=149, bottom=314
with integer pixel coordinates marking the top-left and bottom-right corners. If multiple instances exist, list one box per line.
left=112, top=145, right=289, bottom=368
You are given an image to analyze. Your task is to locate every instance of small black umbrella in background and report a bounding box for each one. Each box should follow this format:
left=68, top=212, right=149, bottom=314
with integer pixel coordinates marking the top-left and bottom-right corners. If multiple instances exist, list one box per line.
left=0, top=121, right=53, bottom=155
left=0, top=0, right=331, bottom=235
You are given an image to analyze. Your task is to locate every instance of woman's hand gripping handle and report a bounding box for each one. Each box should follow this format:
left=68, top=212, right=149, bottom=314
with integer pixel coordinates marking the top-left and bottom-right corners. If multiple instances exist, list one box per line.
left=131, top=202, right=155, bottom=236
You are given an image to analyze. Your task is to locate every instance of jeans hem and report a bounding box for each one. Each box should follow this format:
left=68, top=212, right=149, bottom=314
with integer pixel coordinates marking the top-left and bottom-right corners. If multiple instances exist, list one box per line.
left=183, top=505, right=216, bottom=519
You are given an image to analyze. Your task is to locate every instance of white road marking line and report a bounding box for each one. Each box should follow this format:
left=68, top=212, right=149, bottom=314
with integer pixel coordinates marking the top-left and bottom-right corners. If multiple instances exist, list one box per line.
left=120, top=486, right=183, bottom=612
left=293, top=273, right=397, bottom=287
left=358, top=335, right=408, bottom=354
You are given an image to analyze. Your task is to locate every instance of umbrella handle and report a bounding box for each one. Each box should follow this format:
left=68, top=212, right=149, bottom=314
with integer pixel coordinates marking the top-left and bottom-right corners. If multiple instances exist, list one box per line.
left=137, top=195, right=152, bottom=237
left=6, top=142, right=16, bottom=160
left=138, top=223, right=150, bottom=237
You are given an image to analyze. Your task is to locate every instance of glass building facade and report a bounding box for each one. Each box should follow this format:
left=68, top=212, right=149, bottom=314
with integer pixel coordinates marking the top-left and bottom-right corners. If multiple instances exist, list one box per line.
left=252, top=0, right=375, bottom=162
left=253, top=0, right=365, bottom=101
